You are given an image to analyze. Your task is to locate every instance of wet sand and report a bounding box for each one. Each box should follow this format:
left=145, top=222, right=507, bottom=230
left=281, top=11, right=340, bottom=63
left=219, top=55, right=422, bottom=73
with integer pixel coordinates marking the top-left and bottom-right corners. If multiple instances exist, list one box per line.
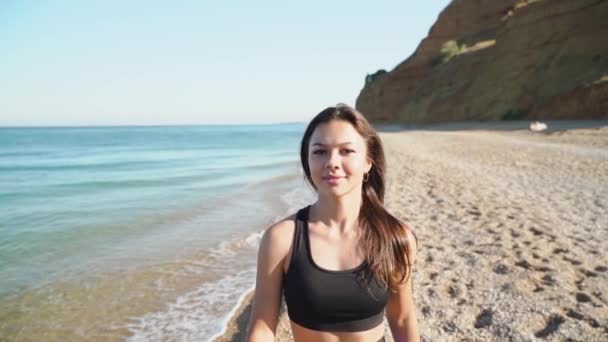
left=216, top=121, right=608, bottom=341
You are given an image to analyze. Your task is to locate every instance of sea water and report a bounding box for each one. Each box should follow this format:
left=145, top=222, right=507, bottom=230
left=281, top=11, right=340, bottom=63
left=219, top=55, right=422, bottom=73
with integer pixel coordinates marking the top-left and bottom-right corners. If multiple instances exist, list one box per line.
left=0, top=124, right=315, bottom=341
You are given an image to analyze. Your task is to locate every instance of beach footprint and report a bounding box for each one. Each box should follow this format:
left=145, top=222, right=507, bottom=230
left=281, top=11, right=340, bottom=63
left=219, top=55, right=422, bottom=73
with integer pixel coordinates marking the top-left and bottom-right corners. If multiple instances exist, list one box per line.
left=534, top=314, right=565, bottom=338
left=473, top=308, right=493, bottom=329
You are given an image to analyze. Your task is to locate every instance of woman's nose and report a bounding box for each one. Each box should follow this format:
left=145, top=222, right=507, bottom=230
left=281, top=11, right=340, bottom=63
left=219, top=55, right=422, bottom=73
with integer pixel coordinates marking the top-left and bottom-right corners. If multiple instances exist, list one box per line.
left=326, top=151, right=340, bottom=169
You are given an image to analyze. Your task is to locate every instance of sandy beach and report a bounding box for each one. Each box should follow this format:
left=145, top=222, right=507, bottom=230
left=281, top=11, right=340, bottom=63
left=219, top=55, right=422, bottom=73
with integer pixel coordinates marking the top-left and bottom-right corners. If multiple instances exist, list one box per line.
left=215, top=121, right=608, bottom=341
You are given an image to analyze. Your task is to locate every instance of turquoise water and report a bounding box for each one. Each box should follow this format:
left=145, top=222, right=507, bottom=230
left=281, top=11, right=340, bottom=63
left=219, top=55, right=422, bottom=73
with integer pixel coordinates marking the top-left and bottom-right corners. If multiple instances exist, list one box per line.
left=0, top=124, right=316, bottom=340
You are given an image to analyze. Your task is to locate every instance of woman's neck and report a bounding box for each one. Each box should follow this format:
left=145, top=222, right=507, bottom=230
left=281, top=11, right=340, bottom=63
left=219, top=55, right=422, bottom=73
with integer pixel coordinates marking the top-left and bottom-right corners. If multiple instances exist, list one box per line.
left=311, top=191, right=362, bottom=234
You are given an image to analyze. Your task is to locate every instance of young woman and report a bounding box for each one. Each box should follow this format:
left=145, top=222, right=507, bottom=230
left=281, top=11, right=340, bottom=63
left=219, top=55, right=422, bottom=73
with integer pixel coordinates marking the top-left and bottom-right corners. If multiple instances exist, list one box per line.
left=247, top=104, right=419, bottom=342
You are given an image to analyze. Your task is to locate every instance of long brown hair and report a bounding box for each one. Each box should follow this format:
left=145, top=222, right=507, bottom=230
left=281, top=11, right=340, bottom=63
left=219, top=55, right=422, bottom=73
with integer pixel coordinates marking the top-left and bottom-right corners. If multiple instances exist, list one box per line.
left=300, top=104, right=417, bottom=290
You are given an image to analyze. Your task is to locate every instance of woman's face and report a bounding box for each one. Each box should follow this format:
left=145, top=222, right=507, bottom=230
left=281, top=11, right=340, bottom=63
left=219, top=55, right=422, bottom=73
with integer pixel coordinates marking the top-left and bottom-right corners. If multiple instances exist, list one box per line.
left=308, top=120, right=372, bottom=198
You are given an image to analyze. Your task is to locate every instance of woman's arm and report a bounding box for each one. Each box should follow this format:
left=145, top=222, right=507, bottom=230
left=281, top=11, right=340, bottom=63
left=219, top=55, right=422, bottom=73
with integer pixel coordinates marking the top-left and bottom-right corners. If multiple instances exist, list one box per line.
left=386, top=227, right=420, bottom=342
left=246, top=219, right=293, bottom=342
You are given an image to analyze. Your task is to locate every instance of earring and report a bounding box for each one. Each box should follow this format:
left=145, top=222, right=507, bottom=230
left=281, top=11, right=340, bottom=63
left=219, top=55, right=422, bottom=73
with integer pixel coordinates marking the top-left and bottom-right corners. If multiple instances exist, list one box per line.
left=363, top=173, right=369, bottom=182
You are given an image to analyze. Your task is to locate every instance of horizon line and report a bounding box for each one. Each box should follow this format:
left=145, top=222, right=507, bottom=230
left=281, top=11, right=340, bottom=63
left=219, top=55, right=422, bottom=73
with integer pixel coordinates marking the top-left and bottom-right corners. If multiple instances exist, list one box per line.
left=0, top=121, right=308, bottom=128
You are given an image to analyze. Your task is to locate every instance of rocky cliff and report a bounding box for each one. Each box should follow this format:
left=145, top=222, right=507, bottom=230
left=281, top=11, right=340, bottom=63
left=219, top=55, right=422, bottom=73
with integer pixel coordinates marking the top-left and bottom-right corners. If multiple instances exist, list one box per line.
left=356, top=0, right=608, bottom=123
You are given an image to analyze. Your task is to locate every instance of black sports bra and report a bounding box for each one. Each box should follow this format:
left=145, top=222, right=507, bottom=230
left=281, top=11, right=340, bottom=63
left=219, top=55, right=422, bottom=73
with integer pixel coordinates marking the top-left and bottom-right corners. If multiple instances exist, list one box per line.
left=282, top=206, right=389, bottom=332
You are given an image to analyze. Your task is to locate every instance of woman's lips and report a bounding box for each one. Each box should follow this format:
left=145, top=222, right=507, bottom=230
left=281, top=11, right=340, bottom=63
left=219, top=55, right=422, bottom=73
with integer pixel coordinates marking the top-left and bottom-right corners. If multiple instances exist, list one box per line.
left=323, top=176, right=344, bottom=185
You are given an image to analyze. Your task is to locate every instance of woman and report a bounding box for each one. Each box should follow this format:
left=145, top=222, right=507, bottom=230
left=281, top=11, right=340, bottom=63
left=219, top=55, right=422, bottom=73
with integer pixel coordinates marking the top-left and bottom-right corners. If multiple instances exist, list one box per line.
left=247, top=104, right=419, bottom=341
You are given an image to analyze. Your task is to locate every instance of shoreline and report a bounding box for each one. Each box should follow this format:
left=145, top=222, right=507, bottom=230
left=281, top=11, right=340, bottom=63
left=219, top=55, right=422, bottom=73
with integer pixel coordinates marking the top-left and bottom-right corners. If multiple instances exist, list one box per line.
left=209, top=288, right=255, bottom=342
left=212, top=291, right=296, bottom=342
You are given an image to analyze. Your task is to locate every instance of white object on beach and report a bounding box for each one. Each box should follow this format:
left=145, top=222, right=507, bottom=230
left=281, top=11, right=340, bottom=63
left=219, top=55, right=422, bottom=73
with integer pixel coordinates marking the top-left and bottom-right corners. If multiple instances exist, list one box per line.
left=529, top=121, right=547, bottom=132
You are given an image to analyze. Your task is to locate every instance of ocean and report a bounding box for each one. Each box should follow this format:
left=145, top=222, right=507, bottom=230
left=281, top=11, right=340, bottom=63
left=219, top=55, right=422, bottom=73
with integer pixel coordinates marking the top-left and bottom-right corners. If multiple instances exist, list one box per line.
left=0, top=125, right=316, bottom=341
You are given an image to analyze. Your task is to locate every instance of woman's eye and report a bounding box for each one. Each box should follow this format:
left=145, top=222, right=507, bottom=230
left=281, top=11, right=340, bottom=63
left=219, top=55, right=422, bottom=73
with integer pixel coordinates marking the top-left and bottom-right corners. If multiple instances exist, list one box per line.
left=312, top=149, right=353, bottom=155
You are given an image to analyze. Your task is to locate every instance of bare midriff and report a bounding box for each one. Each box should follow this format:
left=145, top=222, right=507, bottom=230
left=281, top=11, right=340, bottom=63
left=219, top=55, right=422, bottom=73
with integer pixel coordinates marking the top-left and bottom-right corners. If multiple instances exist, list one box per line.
left=290, top=320, right=385, bottom=342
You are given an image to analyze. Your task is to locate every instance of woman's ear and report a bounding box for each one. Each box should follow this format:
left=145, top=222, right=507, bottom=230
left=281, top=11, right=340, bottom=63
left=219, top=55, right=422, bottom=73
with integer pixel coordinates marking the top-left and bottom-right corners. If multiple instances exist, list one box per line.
left=365, top=158, right=373, bottom=173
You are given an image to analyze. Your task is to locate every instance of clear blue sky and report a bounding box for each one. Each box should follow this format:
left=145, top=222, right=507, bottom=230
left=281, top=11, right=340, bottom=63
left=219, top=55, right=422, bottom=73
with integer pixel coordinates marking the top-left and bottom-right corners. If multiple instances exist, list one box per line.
left=0, top=0, right=451, bottom=126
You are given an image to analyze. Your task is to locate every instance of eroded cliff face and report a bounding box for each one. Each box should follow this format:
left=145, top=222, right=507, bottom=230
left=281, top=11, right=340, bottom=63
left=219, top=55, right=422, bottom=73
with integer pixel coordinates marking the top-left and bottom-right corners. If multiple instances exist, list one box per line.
left=356, top=0, right=608, bottom=123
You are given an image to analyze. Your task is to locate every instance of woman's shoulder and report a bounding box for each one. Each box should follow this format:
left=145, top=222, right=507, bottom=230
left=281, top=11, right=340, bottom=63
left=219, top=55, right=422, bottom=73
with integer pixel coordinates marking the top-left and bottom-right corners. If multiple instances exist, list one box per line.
left=265, top=213, right=297, bottom=238
left=399, top=222, right=418, bottom=265
left=400, top=222, right=417, bottom=246
left=259, top=212, right=298, bottom=255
